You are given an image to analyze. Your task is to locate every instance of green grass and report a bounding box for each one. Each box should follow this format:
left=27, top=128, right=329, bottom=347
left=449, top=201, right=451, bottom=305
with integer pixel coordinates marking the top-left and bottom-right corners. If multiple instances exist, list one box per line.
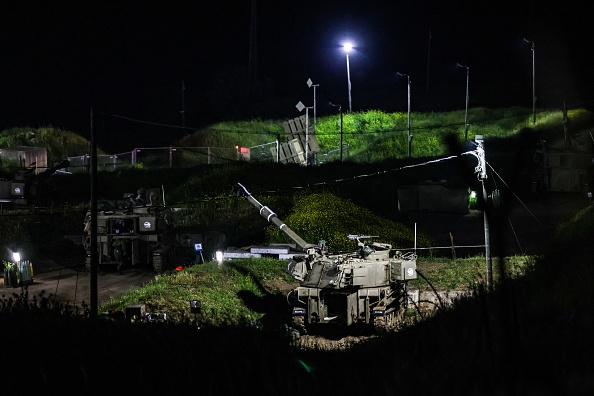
left=94, top=253, right=537, bottom=328
left=0, top=105, right=590, bottom=325
left=2, top=107, right=592, bottom=168
left=170, top=106, right=593, bottom=163
left=99, top=258, right=296, bottom=326
left=412, top=255, right=536, bottom=291
left=1, top=107, right=593, bottom=395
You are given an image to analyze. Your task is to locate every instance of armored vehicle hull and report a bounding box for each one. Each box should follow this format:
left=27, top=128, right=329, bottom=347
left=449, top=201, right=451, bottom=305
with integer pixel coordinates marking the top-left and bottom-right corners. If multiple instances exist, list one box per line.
left=232, top=182, right=417, bottom=334
left=83, top=187, right=175, bottom=273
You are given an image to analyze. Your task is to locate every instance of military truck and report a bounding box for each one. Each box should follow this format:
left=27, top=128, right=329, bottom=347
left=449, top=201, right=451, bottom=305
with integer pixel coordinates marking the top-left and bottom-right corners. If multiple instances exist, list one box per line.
left=232, top=182, right=417, bottom=334
left=83, top=187, right=175, bottom=273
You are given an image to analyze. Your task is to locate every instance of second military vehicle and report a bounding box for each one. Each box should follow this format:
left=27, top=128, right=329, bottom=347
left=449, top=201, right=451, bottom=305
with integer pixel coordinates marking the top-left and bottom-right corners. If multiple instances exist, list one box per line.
left=83, top=187, right=176, bottom=273
left=232, top=182, right=417, bottom=334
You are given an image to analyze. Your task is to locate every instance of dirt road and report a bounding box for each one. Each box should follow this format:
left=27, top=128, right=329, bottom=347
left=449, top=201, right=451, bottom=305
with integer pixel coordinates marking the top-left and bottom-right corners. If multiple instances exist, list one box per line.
left=0, top=265, right=158, bottom=307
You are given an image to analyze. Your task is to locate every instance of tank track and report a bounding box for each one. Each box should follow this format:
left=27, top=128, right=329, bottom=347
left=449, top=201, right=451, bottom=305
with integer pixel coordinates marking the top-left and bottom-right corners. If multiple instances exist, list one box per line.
left=291, top=315, right=307, bottom=335
left=373, top=305, right=406, bottom=333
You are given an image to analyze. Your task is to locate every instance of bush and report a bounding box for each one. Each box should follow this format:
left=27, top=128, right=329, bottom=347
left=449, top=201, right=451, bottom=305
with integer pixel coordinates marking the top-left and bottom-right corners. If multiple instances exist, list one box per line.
left=264, top=191, right=432, bottom=252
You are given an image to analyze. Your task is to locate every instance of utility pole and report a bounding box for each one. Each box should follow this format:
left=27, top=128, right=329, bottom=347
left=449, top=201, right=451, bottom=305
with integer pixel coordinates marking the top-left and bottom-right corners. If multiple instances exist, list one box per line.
left=248, top=0, right=258, bottom=92
left=397, top=72, right=412, bottom=157
left=90, top=108, right=98, bottom=319
left=457, top=63, right=470, bottom=140
left=426, top=29, right=431, bottom=94
left=563, top=101, right=570, bottom=148
left=407, top=76, right=411, bottom=157
left=307, top=78, right=319, bottom=164
left=307, top=79, right=319, bottom=132
left=296, top=101, right=313, bottom=166
left=524, top=38, right=536, bottom=124
left=474, top=135, right=492, bottom=290
left=329, top=102, right=343, bottom=161
left=343, top=43, right=353, bottom=113
left=181, top=80, right=186, bottom=130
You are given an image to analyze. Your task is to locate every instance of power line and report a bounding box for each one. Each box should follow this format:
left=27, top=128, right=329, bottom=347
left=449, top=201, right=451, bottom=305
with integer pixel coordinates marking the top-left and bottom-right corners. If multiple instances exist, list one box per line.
left=99, top=112, right=198, bottom=131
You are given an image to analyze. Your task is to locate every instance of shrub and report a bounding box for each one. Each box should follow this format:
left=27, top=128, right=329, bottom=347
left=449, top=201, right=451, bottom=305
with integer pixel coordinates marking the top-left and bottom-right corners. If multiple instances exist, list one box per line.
left=264, top=191, right=432, bottom=252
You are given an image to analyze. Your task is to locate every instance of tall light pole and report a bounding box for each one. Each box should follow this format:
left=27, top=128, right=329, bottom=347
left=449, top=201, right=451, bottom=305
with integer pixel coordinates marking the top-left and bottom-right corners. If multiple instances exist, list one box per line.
left=181, top=80, right=186, bottom=129
left=343, top=42, right=353, bottom=113
left=307, top=78, right=319, bottom=133
left=329, top=102, right=343, bottom=161
left=296, top=101, right=313, bottom=166
left=524, top=38, right=536, bottom=124
left=397, top=72, right=412, bottom=157
left=457, top=63, right=470, bottom=140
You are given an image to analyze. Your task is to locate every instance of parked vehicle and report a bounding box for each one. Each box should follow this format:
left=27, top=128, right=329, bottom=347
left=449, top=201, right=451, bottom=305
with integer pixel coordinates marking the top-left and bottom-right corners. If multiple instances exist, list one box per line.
left=232, top=182, right=417, bottom=334
left=82, top=187, right=175, bottom=273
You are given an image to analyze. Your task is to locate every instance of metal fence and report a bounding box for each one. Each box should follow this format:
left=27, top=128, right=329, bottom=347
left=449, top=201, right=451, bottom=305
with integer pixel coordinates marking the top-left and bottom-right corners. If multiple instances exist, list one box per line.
left=65, top=143, right=351, bottom=173
left=66, top=146, right=238, bottom=173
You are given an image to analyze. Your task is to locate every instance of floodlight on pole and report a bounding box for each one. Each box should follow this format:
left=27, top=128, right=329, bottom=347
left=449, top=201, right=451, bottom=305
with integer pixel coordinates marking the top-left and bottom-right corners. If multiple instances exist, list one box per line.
left=329, top=102, right=343, bottom=161
left=397, top=72, right=412, bottom=157
left=457, top=63, right=470, bottom=140
left=524, top=38, right=536, bottom=124
left=343, top=42, right=353, bottom=113
left=307, top=78, right=319, bottom=134
left=296, top=101, right=313, bottom=166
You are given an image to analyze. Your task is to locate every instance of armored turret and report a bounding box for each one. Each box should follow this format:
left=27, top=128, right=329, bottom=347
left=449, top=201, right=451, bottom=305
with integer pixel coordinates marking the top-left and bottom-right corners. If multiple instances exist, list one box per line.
left=233, top=182, right=417, bottom=334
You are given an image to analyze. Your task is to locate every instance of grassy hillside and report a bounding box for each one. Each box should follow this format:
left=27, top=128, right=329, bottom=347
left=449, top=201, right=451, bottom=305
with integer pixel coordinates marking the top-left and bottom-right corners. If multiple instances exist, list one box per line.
left=2, top=106, right=592, bottom=173
left=0, top=199, right=592, bottom=395
left=0, top=107, right=593, bottom=394
left=174, top=106, right=594, bottom=163
left=1, top=106, right=592, bottom=267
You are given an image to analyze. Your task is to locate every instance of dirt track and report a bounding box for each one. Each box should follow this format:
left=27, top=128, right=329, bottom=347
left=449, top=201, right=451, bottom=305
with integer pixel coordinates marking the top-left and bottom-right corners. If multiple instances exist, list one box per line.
left=0, top=266, right=157, bottom=307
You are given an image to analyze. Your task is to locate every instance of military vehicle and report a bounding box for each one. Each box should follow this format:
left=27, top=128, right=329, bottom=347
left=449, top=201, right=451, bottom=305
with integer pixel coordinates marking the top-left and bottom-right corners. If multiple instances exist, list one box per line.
left=0, top=158, right=70, bottom=206
left=83, top=187, right=176, bottom=273
left=232, top=182, right=417, bottom=334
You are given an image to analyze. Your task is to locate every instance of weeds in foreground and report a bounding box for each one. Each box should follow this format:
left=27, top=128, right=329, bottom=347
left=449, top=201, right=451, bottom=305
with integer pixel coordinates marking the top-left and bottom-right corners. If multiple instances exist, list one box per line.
left=0, top=288, right=89, bottom=318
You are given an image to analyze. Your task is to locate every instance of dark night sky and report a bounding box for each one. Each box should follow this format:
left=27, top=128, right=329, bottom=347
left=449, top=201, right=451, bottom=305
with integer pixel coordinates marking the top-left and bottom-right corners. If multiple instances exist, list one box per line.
left=1, top=1, right=592, bottom=152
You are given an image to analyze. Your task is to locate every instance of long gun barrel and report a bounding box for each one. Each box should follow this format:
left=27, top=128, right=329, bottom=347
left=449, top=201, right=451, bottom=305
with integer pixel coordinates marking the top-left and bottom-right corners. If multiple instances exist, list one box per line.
left=232, top=183, right=315, bottom=251
left=347, top=234, right=379, bottom=240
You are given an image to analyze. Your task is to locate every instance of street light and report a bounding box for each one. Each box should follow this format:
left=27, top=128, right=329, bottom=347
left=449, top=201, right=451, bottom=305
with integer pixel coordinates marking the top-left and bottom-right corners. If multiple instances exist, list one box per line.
left=296, top=101, right=313, bottom=166
left=343, top=42, right=353, bottom=113
left=307, top=78, right=319, bottom=165
left=457, top=63, right=470, bottom=140
left=329, top=102, right=343, bottom=161
left=307, top=78, right=319, bottom=133
left=397, top=72, right=412, bottom=157
left=524, top=38, right=536, bottom=124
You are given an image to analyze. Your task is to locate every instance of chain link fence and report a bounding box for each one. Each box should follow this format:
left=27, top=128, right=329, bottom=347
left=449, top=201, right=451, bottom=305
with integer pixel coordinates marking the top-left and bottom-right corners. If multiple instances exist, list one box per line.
left=65, top=143, right=351, bottom=173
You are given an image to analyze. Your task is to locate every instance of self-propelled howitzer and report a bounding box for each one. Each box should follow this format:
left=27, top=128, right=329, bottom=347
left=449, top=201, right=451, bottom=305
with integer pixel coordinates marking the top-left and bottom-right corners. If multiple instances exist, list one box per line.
left=232, top=182, right=417, bottom=334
